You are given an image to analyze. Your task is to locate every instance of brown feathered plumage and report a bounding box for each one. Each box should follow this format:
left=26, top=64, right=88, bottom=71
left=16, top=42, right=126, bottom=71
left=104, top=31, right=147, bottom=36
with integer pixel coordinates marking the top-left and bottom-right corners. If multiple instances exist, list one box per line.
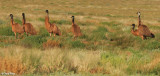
left=10, top=14, right=24, bottom=39
left=45, top=10, right=61, bottom=37
left=22, top=13, right=37, bottom=36
left=131, top=24, right=155, bottom=40
left=71, top=16, right=82, bottom=39
left=131, top=24, right=139, bottom=36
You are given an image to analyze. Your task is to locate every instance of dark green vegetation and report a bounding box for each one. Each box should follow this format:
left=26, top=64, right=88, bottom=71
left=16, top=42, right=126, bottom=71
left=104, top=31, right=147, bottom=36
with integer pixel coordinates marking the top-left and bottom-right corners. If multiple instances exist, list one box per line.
left=0, top=16, right=160, bottom=76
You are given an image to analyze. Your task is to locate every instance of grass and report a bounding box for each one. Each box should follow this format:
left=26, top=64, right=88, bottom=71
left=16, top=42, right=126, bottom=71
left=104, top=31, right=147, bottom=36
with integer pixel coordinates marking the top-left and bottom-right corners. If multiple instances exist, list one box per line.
left=0, top=47, right=159, bottom=76
left=0, top=26, right=14, bottom=36
left=20, top=35, right=47, bottom=48
left=0, top=0, right=160, bottom=75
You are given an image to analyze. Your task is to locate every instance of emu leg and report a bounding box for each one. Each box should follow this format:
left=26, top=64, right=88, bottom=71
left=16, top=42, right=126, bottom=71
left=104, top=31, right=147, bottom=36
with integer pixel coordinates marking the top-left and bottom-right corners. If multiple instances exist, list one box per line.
left=141, top=35, right=146, bottom=40
left=74, top=35, right=77, bottom=40
left=141, top=36, right=144, bottom=40
left=143, top=35, right=147, bottom=40
left=19, top=33, right=24, bottom=38
left=26, top=32, right=28, bottom=36
left=50, top=33, right=52, bottom=37
left=54, top=34, right=56, bottom=37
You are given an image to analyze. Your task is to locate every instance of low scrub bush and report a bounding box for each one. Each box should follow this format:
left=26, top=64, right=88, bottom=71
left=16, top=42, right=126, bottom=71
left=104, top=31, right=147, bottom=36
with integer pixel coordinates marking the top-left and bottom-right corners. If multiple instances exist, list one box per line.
left=0, top=26, right=14, bottom=36
left=20, top=35, right=47, bottom=48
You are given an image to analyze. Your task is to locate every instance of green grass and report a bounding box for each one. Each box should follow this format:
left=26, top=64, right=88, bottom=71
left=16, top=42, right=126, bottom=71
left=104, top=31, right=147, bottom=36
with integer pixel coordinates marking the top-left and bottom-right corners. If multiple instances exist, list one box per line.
left=0, top=26, right=14, bottom=36
left=0, top=0, right=160, bottom=75
left=70, top=40, right=85, bottom=48
left=14, top=18, right=22, bottom=24
left=20, top=35, right=47, bottom=48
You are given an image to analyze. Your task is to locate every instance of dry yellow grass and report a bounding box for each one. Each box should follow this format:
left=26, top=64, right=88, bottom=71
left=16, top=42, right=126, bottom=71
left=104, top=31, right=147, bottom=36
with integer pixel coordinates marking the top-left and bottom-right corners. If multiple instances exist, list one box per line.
left=0, top=57, right=26, bottom=74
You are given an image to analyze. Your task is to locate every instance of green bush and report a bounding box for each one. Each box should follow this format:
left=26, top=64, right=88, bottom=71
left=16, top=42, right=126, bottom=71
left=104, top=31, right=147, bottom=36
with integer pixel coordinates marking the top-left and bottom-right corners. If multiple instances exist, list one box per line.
left=38, top=27, right=49, bottom=37
left=14, top=18, right=22, bottom=24
left=70, top=40, right=85, bottom=48
left=0, top=26, right=14, bottom=36
left=20, top=35, right=47, bottom=48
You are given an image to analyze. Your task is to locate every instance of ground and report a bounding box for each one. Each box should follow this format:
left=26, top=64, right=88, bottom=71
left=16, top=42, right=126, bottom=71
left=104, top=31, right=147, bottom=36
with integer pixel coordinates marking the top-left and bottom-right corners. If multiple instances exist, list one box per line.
left=0, top=0, right=160, bottom=76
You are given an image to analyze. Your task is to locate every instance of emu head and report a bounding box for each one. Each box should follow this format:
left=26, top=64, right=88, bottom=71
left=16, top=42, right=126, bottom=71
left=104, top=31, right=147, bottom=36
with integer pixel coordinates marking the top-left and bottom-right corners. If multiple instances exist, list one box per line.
left=10, top=14, right=13, bottom=18
left=71, top=16, right=74, bottom=18
left=22, top=13, right=25, bottom=16
left=137, top=12, right=141, bottom=16
left=46, top=10, right=49, bottom=13
left=131, top=24, right=135, bottom=28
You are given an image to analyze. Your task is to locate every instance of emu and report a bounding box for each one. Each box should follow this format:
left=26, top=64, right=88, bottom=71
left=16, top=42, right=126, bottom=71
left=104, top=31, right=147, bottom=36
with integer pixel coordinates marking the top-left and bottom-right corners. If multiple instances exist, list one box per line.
left=71, top=16, right=82, bottom=39
left=131, top=23, right=155, bottom=40
left=22, top=13, right=37, bottom=36
left=45, top=10, right=61, bottom=37
left=10, top=14, right=24, bottom=39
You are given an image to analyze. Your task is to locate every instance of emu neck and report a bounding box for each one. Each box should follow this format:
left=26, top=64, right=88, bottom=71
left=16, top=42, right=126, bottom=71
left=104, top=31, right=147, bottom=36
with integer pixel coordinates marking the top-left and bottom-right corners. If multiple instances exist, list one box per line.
left=45, top=14, right=50, bottom=30
left=138, top=15, right=141, bottom=26
left=11, top=17, right=14, bottom=25
left=45, top=14, right=49, bottom=24
left=132, top=26, right=135, bottom=31
left=72, top=18, right=74, bottom=25
left=131, top=26, right=138, bottom=36
left=22, top=15, right=26, bottom=25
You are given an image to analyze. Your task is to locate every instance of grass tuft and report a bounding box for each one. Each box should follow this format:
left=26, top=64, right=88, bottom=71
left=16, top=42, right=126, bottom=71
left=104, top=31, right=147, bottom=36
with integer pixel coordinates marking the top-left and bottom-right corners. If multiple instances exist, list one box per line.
left=14, top=18, right=22, bottom=24
left=89, top=26, right=108, bottom=41
left=20, top=35, right=47, bottom=48
left=0, top=26, right=14, bottom=36
left=70, top=40, right=85, bottom=48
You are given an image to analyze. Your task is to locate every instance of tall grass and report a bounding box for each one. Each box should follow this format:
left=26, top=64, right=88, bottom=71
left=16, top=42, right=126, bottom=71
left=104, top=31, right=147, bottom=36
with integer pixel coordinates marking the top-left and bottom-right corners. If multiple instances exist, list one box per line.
left=0, top=47, right=159, bottom=75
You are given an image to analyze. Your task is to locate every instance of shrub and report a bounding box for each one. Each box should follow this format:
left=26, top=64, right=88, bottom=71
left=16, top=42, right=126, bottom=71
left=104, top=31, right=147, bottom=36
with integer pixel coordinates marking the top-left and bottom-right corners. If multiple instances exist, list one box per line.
left=70, top=40, right=85, bottom=48
left=20, top=35, right=47, bottom=48
left=38, top=27, right=49, bottom=37
left=0, top=26, right=14, bottom=36
left=14, top=18, right=22, bottom=24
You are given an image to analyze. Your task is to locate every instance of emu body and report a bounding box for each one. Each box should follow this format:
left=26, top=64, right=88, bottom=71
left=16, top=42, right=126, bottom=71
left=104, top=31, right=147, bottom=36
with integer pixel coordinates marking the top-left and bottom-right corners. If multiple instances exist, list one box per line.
left=71, top=16, right=82, bottom=39
left=45, top=10, right=61, bottom=37
left=22, top=13, right=37, bottom=36
left=10, top=14, right=24, bottom=39
left=131, top=24, right=155, bottom=40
